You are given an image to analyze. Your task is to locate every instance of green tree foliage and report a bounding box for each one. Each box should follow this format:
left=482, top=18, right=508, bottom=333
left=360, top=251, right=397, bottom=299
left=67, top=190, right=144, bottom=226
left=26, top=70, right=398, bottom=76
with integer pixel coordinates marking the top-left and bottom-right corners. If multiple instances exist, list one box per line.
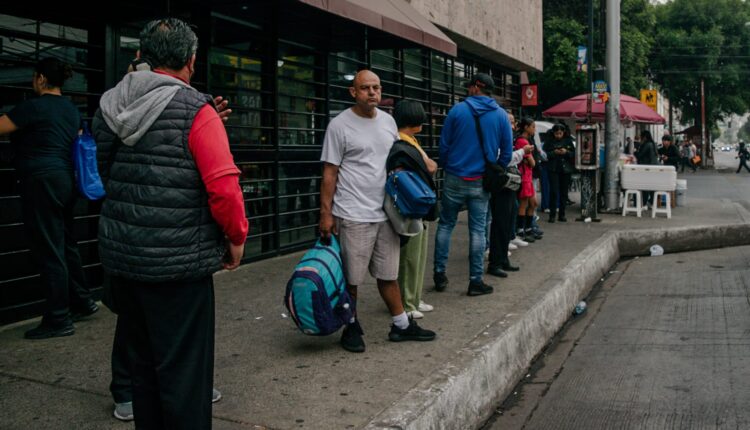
left=651, top=0, right=750, bottom=126
left=534, top=0, right=654, bottom=111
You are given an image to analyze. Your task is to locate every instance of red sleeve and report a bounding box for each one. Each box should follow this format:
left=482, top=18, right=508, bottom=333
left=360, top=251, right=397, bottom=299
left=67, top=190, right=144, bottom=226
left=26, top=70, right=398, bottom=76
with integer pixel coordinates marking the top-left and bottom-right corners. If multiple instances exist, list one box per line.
left=514, top=137, right=533, bottom=159
left=189, top=104, right=248, bottom=246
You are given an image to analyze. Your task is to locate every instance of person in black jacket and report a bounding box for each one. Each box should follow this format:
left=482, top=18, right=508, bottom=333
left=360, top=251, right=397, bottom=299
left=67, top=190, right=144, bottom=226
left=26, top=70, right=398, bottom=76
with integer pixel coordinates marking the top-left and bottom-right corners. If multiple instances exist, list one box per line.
left=0, top=58, right=97, bottom=339
left=542, top=124, right=575, bottom=222
left=659, top=134, right=680, bottom=169
left=737, top=141, right=750, bottom=173
left=635, top=130, right=660, bottom=207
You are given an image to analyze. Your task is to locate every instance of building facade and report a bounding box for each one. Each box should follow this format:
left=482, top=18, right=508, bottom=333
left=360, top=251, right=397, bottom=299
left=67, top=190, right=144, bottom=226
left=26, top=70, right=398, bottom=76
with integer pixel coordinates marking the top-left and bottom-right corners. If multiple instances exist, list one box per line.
left=0, top=0, right=542, bottom=323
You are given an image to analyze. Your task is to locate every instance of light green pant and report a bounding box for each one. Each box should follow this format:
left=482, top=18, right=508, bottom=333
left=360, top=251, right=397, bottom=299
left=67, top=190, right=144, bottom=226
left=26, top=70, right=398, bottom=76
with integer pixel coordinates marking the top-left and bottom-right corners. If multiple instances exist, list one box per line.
left=398, top=224, right=428, bottom=312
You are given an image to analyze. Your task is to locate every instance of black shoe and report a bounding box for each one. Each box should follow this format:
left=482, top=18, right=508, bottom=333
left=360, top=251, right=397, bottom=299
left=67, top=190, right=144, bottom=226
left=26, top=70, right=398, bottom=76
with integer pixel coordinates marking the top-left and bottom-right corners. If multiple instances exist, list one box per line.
left=501, top=263, right=520, bottom=272
left=434, top=271, right=448, bottom=292
left=71, top=300, right=99, bottom=322
left=24, top=322, right=75, bottom=340
left=558, top=216, right=567, bottom=222
left=548, top=216, right=556, bottom=223
left=340, top=320, right=365, bottom=353
left=388, top=319, right=436, bottom=342
left=526, top=230, right=543, bottom=240
left=522, top=233, right=536, bottom=243
left=487, top=267, right=508, bottom=278
left=467, top=280, right=494, bottom=296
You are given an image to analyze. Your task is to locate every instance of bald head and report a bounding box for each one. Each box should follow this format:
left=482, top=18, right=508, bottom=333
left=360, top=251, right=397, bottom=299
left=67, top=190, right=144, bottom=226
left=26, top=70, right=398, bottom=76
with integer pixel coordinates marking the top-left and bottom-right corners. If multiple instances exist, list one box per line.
left=349, top=69, right=382, bottom=118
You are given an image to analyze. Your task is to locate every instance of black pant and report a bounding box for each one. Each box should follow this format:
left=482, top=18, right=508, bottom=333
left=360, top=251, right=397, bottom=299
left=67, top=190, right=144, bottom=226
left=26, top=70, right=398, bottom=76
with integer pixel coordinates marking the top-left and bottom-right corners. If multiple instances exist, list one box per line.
left=110, top=315, right=133, bottom=403
left=738, top=159, right=750, bottom=173
left=548, top=171, right=570, bottom=219
left=19, top=171, right=91, bottom=325
left=488, top=189, right=515, bottom=269
left=112, top=275, right=215, bottom=429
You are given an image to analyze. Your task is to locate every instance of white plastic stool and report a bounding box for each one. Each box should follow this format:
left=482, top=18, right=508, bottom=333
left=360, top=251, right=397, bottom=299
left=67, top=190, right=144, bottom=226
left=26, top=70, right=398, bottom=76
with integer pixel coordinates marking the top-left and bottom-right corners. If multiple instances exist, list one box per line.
left=652, top=191, right=672, bottom=219
left=622, top=189, right=642, bottom=217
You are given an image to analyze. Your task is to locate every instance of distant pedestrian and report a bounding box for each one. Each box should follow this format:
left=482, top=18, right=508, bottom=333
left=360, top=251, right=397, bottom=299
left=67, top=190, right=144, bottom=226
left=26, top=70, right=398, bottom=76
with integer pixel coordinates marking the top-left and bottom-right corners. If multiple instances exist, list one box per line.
left=393, top=100, right=437, bottom=319
left=543, top=124, right=575, bottom=223
left=514, top=117, right=538, bottom=241
left=737, top=142, right=750, bottom=173
left=320, top=70, right=436, bottom=353
left=433, top=73, right=513, bottom=296
left=659, top=134, right=680, bottom=169
left=0, top=58, right=97, bottom=340
left=635, top=130, right=660, bottom=207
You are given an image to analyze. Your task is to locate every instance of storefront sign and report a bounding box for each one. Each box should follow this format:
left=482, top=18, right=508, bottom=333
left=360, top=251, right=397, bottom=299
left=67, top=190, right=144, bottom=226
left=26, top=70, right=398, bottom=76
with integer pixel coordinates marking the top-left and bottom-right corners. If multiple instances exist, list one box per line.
left=521, top=84, right=538, bottom=106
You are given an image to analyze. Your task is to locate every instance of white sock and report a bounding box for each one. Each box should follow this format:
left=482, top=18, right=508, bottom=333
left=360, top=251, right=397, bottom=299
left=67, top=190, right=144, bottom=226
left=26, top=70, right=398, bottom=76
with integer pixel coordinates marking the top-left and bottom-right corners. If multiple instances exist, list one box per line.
left=393, top=312, right=409, bottom=329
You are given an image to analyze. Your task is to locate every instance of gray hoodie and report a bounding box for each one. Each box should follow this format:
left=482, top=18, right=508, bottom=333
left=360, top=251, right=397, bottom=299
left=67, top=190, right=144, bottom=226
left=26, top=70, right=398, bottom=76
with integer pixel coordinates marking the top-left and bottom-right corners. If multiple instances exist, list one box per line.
left=99, top=71, right=191, bottom=146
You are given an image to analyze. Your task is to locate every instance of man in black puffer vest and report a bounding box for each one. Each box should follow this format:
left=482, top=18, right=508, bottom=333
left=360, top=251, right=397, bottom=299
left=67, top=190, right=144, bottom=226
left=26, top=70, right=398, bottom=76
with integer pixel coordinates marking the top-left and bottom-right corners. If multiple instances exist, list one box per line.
left=93, top=18, right=247, bottom=429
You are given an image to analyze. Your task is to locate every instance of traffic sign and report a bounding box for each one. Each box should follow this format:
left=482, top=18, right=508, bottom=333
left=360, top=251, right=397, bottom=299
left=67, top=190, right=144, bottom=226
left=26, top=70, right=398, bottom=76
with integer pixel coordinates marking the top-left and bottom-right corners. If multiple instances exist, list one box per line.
left=640, top=89, right=658, bottom=111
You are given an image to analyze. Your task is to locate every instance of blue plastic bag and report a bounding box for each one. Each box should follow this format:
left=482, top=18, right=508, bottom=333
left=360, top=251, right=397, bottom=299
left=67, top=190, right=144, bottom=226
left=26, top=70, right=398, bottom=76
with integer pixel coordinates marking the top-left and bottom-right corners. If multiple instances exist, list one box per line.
left=72, top=122, right=105, bottom=200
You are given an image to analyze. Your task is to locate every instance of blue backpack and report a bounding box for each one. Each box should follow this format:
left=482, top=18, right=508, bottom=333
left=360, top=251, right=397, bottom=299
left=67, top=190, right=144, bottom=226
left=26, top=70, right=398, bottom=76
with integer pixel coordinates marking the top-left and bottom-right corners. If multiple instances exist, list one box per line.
left=384, top=170, right=436, bottom=219
left=285, top=236, right=353, bottom=336
left=72, top=122, right=105, bottom=200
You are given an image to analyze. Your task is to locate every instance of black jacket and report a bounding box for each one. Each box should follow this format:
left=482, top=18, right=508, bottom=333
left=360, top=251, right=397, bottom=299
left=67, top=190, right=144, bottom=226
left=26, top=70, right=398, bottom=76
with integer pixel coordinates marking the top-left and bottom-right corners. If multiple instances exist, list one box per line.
left=635, top=140, right=659, bottom=165
left=659, top=144, right=681, bottom=168
left=386, top=140, right=438, bottom=221
left=543, top=137, right=576, bottom=174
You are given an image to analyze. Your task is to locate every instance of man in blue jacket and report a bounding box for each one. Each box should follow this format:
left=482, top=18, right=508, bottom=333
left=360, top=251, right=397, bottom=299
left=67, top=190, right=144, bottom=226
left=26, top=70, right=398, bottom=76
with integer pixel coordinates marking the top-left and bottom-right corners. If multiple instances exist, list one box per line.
left=433, top=73, right=513, bottom=296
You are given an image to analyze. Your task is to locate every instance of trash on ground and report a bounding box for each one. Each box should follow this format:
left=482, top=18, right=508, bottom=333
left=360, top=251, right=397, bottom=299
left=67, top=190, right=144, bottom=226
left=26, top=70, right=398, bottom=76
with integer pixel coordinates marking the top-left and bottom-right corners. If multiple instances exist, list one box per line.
left=574, top=301, right=587, bottom=315
left=650, top=244, right=664, bottom=256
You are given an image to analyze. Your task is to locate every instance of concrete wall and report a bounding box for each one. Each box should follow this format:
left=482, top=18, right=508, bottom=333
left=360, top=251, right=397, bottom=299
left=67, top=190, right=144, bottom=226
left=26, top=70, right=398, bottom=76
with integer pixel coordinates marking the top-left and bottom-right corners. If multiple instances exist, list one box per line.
left=406, top=0, right=543, bottom=72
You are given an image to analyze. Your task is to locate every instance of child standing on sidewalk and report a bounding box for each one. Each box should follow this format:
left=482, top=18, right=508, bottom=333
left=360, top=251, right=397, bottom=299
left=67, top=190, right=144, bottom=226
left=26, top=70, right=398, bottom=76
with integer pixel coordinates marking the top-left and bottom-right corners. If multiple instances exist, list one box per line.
left=515, top=117, right=538, bottom=242
left=393, top=100, right=437, bottom=319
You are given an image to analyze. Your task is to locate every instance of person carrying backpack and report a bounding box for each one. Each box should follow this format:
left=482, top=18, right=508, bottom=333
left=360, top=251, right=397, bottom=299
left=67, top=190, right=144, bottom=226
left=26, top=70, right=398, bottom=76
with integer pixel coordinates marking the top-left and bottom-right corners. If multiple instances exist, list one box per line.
left=319, top=70, right=436, bottom=353
left=0, top=58, right=98, bottom=339
left=391, top=100, right=437, bottom=319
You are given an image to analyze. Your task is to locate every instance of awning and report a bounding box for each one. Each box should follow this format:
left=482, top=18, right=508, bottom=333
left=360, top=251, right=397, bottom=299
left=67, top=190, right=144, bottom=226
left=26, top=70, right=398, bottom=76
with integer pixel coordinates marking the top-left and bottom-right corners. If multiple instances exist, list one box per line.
left=298, top=0, right=457, bottom=56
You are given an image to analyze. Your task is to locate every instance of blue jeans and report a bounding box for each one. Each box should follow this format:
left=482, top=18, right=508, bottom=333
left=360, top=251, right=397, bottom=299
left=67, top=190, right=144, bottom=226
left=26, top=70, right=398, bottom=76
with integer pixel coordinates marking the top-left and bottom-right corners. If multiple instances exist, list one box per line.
left=509, top=196, right=519, bottom=238
left=434, top=174, right=489, bottom=282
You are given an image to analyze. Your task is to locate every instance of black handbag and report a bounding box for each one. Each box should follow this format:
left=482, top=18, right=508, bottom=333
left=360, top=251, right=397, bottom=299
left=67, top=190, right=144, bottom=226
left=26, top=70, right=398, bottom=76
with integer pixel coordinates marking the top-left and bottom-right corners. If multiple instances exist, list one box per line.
left=473, top=114, right=520, bottom=192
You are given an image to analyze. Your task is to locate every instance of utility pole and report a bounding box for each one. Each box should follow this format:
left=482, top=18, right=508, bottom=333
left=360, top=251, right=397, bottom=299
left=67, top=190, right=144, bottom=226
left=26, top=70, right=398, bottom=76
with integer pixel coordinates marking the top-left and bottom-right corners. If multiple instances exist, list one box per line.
left=604, top=0, right=620, bottom=211
left=700, top=78, right=707, bottom=167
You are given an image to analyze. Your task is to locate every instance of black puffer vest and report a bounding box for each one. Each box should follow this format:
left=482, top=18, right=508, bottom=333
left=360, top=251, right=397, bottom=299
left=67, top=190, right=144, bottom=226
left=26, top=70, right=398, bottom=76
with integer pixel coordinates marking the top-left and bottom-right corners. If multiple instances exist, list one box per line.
left=92, top=88, right=224, bottom=282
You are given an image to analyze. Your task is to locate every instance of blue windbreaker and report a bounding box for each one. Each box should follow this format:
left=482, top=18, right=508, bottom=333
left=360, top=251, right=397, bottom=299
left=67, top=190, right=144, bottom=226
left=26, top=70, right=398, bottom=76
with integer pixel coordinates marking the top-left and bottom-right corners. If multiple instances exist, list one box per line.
left=438, top=96, right=513, bottom=178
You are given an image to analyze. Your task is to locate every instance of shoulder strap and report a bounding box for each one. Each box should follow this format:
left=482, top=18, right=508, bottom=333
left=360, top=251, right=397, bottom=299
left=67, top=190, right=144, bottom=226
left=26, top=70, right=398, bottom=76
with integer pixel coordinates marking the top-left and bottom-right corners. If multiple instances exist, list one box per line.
left=472, top=114, right=491, bottom=165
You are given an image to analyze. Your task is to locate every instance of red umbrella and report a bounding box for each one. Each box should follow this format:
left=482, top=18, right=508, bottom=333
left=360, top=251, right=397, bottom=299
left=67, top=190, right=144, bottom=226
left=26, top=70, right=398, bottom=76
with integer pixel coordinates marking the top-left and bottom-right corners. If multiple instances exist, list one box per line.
left=542, top=94, right=665, bottom=124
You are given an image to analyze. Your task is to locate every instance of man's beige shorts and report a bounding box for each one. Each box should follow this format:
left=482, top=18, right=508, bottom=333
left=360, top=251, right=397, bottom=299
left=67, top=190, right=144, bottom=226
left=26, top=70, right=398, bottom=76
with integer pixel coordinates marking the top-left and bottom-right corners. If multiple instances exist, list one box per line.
left=335, top=218, right=400, bottom=285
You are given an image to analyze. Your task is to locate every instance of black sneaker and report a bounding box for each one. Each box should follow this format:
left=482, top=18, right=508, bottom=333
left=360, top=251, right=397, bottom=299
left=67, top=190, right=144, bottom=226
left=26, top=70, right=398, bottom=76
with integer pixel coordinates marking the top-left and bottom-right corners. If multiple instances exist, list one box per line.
left=467, top=280, right=494, bottom=296
left=340, top=320, right=365, bottom=353
left=521, top=232, right=536, bottom=243
left=388, top=319, right=436, bottom=342
left=434, top=271, right=448, bottom=292
left=71, top=300, right=99, bottom=322
left=24, top=322, right=75, bottom=340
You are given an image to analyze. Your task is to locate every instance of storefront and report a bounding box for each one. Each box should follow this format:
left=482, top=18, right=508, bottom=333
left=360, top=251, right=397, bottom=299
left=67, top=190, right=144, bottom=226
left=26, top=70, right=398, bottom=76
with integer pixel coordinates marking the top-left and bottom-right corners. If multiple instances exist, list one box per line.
left=0, top=0, right=522, bottom=323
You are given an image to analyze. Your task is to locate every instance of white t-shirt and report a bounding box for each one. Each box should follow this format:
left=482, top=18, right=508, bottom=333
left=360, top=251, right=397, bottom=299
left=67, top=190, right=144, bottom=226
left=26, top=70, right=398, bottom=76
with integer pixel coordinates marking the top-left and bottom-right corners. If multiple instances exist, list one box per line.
left=320, top=108, right=398, bottom=222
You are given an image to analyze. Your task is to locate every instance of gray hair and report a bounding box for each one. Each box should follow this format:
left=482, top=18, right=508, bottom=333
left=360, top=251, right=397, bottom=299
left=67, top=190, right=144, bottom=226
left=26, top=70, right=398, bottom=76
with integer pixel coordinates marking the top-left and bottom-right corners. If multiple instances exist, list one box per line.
left=139, top=18, right=198, bottom=70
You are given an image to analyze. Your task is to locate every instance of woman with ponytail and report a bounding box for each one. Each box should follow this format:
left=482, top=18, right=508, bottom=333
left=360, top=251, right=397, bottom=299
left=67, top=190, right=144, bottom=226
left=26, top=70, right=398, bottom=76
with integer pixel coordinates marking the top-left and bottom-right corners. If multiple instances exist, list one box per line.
left=0, top=58, right=97, bottom=339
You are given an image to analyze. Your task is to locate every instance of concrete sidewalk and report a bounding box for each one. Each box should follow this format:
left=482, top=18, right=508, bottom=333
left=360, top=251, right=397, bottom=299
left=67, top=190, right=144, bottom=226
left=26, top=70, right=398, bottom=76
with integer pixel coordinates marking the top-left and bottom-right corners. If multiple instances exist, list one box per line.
left=1, top=169, right=748, bottom=429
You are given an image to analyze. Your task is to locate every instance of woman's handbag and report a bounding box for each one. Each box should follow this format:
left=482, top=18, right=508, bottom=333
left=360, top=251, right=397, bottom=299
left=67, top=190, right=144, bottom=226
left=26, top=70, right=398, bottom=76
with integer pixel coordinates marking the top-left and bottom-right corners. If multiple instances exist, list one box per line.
left=473, top=114, right=520, bottom=192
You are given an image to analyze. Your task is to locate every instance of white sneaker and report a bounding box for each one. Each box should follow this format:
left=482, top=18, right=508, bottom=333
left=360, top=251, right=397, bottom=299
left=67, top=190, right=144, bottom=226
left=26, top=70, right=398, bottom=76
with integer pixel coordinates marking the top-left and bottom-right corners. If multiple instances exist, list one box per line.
left=511, top=238, right=529, bottom=247
left=407, top=310, right=424, bottom=319
left=508, top=251, right=512, bottom=257
left=418, top=301, right=434, bottom=312
left=509, top=242, right=518, bottom=250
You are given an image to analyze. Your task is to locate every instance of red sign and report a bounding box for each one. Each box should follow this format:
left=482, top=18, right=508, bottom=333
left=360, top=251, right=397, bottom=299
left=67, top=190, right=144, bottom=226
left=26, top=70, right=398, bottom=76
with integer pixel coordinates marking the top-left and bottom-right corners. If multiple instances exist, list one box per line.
left=521, top=84, right=538, bottom=107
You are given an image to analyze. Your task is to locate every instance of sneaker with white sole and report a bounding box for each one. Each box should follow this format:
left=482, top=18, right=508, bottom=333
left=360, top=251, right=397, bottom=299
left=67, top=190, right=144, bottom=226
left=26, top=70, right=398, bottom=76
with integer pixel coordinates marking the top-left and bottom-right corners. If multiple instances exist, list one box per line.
left=508, top=251, right=512, bottom=257
left=113, top=402, right=134, bottom=421
left=407, top=310, right=424, bottom=319
left=511, top=238, right=529, bottom=247
left=212, top=388, right=222, bottom=403
left=508, top=242, right=518, bottom=250
left=417, top=301, right=434, bottom=312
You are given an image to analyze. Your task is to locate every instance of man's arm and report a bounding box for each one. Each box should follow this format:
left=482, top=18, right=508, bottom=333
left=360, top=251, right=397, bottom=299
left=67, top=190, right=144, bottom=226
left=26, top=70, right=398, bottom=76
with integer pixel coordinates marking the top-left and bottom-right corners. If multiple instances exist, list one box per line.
left=439, top=108, right=456, bottom=167
left=188, top=105, right=248, bottom=270
left=319, top=162, right=339, bottom=239
left=0, top=115, right=18, bottom=136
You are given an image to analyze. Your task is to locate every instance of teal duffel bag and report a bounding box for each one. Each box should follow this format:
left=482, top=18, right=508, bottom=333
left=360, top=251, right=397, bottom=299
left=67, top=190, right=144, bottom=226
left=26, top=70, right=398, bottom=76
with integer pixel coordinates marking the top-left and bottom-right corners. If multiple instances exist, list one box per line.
left=284, top=236, right=353, bottom=335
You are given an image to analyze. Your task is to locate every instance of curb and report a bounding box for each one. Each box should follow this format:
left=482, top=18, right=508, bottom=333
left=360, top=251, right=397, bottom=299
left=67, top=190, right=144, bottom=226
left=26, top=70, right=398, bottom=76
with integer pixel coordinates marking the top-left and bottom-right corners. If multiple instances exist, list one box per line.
left=364, top=223, right=750, bottom=430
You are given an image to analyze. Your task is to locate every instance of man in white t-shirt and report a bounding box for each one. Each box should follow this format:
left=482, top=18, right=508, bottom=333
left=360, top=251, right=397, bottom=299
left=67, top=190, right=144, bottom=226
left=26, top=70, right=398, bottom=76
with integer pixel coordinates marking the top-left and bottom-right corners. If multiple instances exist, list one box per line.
left=320, top=70, right=436, bottom=353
